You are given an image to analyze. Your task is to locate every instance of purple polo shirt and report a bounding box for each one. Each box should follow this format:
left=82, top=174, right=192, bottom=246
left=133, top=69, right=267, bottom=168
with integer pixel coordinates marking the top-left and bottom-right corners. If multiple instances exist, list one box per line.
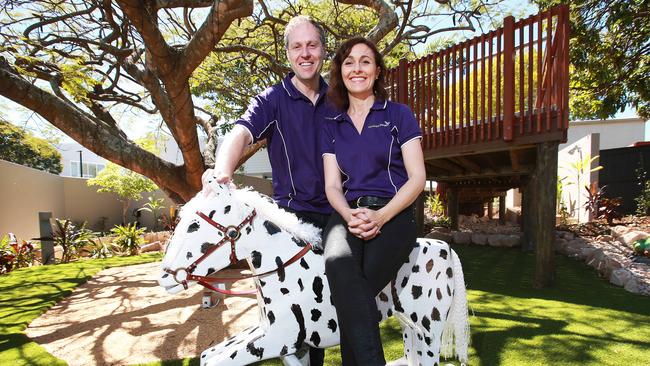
left=321, top=100, right=422, bottom=201
left=236, top=73, right=334, bottom=214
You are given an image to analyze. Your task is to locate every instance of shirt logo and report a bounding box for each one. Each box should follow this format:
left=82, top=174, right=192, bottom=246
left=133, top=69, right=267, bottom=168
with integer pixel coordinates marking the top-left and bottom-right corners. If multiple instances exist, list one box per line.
left=367, top=121, right=390, bottom=128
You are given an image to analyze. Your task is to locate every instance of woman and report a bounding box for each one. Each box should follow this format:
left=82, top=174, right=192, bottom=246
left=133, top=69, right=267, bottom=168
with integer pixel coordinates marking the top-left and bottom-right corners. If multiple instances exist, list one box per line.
left=321, top=37, right=426, bottom=365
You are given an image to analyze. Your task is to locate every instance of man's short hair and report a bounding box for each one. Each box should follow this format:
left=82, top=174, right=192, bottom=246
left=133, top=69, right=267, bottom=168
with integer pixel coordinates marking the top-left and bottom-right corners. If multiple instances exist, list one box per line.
left=283, top=15, right=326, bottom=50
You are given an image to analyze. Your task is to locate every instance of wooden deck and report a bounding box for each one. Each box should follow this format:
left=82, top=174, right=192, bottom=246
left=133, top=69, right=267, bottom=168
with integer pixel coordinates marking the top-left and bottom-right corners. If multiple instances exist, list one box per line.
left=388, top=5, right=570, bottom=288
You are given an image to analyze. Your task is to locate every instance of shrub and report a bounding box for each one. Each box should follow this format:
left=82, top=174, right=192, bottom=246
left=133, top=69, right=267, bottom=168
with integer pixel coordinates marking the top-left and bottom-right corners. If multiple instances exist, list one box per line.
left=111, top=223, right=146, bottom=256
left=52, top=219, right=96, bottom=263
left=0, top=234, right=35, bottom=274
left=425, top=193, right=445, bottom=217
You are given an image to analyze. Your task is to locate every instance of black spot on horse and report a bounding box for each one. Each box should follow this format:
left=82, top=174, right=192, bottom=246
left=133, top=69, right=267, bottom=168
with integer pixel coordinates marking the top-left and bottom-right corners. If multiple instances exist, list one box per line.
left=207, top=268, right=215, bottom=275
left=264, top=297, right=272, bottom=304
left=230, top=351, right=237, bottom=359
left=432, top=307, right=441, bottom=321
left=246, top=226, right=252, bottom=234
left=209, top=210, right=216, bottom=219
left=267, top=311, right=275, bottom=325
left=417, top=333, right=423, bottom=341
left=280, top=345, right=288, bottom=356
left=290, top=304, right=306, bottom=350
left=275, top=256, right=285, bottom=282
left=251, top=251, right=262, bottom=269
left=411, top=285, right=423, bottom=299
left=200, top=242, right=215, bottom=254
left=378, top=292, right=389, bottom=302
left=390, top=280, right=404, bottom=313
left=186, top=251, right=193, bottom=260
left=188, top=222, right=200, bottom=233
left=292, top=237, right=307, bottom=247
left=412, top=265, right=420, bottom=273
left=280, top=288, right=289, bottom=295
left=328, top=319, right=337, bottom=332
left=421, top=315, right=431, bottom=332
left=436, top=271, right=441, bottom=280
left=428, top=288, right=432, bottom=298
left=404, top=332, right=408, bottom=339
left=300, top=258, right=309, bottom=270
left=400, top=275, right=409, bottom=288
left=264, top=220, right=281, bottom=235
left=162, top=273, right=169, bottom=278
left=313, top=276, right=324, bottom=303
left=446, top=267, right=453, bottom=278
left=259, top=279, right=266, bottom=287
left=410, top=312, right=418, bottom=322
left=425, top=336, right=431, bottom=346
left=447, top=284, right=452, bottom=296
left=224, top=205, right=231, bottom=214
left=437, top=288, right=443, bottom=300
left=426, top=259, right=434, bottom=272
left=246, top=342, right=264, bottom=359
left=387, top=309, right=393, bottom=317
left=423, top=246, right=428, bottom=254
left=311, top=309, right=322, bottom=321
left=310, top=331, right=321, bottom=347
left=417, top=351, right=422, bottom=356
left=440, top=249, right=448, bottom=260
left=298, top=278, right=304, bottom=291
left=427, top=350, right=434, bottom=357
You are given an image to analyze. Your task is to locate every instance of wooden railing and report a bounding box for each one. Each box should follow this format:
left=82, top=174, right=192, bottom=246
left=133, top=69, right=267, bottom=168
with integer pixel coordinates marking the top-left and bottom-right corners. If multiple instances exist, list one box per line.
left=387, top=4, right=570, bottom=151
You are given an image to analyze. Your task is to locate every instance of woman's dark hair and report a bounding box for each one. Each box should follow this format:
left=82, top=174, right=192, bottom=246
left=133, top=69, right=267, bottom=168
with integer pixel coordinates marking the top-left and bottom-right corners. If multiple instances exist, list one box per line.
left=327, top=37, right=388, bottom=110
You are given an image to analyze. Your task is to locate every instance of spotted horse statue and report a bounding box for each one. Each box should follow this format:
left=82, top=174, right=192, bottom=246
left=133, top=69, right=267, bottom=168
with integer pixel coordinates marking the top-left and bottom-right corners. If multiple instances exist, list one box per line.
left=158, top=182, right=470, bottom=366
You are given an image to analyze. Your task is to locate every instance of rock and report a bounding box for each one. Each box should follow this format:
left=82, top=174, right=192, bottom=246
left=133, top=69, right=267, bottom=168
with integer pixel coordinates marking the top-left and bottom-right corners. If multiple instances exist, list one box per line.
left=596, top=235, right=614, bottom=243
left=586, top=248, right=605, bottom=268
left=471, top=233, right=488, bottom=245
left=632, top=256, right=650, bottom=264
left=624, top=279, right=641, bottom=294
left=618, top=231, right=649, bottom=246
left=578, top=247, right=597, bottom=261
left=557, top=231, right=575, bottom=240
left=140, top=241, right=162, bottom=253
left=554, top=238, right=568, bottom=253
left=452, top=231, right=471, bottom=245
left=610, top=225, right=633, bottom=238
left=488, top=234, right=503, bottom=247
left=602, top=257, right=623, bottom=278
left=610, top=268, right=633, bottom=287
left=502, top=235, right=521, bottom=247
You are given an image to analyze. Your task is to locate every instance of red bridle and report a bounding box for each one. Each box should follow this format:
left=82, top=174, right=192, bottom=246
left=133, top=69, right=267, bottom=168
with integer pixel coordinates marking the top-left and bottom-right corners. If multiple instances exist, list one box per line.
left=163, top=208, right=313, bottom=296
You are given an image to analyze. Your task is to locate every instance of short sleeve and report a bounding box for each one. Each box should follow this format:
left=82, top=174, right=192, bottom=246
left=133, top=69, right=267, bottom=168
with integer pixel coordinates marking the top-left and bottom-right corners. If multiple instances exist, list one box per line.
left=396, top=104, right=422, bottom=147
left=321, top=120, right=335, bottom=155
left=235, top=87, right=277, bottom=144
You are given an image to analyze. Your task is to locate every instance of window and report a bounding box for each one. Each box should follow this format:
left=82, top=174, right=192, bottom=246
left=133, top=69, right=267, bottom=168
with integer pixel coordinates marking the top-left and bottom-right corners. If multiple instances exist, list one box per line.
left=70, top=161, right=105, bottom=178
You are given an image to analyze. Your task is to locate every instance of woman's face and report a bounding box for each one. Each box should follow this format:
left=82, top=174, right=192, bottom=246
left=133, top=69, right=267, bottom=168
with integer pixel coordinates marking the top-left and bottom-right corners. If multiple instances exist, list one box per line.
left=341, top=43, right=380, bottom=99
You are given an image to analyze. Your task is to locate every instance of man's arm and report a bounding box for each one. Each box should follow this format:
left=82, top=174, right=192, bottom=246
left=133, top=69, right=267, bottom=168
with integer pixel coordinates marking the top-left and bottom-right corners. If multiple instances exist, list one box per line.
left=204, top=125, right=253, bottom=185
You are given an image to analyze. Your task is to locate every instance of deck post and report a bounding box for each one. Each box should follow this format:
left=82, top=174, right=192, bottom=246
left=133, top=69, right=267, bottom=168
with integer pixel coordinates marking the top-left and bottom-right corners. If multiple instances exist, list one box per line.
left=503, top=16, right=515, bottom=141
left=487, top=200, right=494, bottom=219
left=448, top=188, right=459, bottom=231
left=521, top=179, right=536, bottom=252
left=499, top=195, right=506, bottom=225
left=534, top=141, right=558, bottom=288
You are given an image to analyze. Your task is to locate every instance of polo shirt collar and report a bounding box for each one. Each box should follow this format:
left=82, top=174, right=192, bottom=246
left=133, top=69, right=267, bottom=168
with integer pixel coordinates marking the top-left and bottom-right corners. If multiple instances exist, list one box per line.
left=329, top=98, right=388, bottom=122
left=281, top=72, right=328, bottom=103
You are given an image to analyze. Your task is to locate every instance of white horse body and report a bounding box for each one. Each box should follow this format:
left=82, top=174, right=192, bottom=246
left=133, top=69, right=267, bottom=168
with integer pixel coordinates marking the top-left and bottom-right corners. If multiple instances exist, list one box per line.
left=159, top=184, right=469, bottom=366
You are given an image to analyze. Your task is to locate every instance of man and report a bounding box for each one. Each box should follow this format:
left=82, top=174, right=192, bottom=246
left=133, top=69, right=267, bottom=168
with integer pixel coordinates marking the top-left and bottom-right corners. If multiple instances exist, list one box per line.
left=203, top=15, right=331, bottom=365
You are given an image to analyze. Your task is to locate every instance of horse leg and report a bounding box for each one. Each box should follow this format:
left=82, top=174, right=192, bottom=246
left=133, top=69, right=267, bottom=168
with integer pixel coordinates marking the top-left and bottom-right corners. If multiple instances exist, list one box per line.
left=200, top=325, right=265, bottom=366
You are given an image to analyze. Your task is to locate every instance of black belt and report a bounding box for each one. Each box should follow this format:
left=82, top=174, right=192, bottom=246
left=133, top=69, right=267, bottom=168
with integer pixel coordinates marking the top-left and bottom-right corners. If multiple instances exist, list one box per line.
left=349, top=196, right=392, bottom=209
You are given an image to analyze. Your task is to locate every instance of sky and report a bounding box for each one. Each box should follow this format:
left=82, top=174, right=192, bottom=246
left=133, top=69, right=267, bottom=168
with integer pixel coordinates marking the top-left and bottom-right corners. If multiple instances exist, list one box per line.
left=0, top=0, right=645, bottom=144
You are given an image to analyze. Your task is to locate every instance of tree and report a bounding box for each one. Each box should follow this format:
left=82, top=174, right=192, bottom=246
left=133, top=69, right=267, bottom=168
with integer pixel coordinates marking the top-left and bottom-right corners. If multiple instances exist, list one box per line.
left=0, top=117, right=62, bottom=174
left=534, top=0, right=650, bottom=119
left=88, top=163, right=158, bottom=225
left=0, top=0, right=505, bottom=203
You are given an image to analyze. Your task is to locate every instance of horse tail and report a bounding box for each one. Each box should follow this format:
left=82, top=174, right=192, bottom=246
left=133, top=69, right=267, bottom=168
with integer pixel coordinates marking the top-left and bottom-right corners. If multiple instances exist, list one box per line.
left=440, top=246, right=470, bottom=364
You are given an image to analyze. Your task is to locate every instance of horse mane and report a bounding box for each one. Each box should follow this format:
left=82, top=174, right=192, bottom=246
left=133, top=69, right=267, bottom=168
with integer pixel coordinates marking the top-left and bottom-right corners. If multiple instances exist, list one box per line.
left=180, top=187, right=322, bottom=246
left=233, top=188, right=322, bottom=246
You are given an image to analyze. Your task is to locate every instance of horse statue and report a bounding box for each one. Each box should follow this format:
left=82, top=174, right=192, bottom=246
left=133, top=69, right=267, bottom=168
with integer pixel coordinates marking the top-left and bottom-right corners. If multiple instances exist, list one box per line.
left=159, top=182, right=470, bottom=366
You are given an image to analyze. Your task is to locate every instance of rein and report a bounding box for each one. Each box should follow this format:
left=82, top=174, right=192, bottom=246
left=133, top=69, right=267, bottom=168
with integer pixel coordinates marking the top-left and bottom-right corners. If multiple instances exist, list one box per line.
left=164, top=208, right=313, bottom=296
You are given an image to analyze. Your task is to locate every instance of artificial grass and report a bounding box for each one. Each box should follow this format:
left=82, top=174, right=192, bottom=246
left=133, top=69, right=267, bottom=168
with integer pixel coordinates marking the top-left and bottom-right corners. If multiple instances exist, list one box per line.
left=0, top=253, right=163, bottom=366
left=136, top=246, right=650, bottom=366
left=2, top=247, right=649, bottom=366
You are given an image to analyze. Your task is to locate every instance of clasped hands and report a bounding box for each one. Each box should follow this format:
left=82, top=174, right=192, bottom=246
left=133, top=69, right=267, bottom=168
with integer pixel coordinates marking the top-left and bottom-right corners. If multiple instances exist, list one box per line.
left=346, top=208, right=385, bottom=241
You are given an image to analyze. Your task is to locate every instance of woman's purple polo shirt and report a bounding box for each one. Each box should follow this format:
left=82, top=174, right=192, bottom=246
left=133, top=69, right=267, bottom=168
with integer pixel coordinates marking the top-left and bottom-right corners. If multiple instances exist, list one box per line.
left=321, top=100, right=422, bottom=201
left=235, top=73, right=335, bottom=214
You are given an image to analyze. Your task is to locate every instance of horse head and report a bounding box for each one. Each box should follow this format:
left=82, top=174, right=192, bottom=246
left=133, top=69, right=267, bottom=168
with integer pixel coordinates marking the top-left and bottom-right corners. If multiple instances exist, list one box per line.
left=158, top=183, right=257, bottom=294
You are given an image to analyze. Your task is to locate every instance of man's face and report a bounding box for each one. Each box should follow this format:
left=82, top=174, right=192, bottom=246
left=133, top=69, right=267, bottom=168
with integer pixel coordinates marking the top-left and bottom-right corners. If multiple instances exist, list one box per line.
left=286, top=22, right=324, bottom=84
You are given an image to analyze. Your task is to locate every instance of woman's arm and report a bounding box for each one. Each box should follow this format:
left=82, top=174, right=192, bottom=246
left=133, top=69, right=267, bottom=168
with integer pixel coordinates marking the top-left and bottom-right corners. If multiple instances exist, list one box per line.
left=323, top=154, right=354, bottom=222
left=362, top=139, right=426, bottom=238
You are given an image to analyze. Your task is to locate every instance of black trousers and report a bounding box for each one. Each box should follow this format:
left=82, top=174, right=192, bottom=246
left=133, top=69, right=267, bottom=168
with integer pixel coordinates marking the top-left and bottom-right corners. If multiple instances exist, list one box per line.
left=281, top=206, right=330, bottom=366
left=323, top=205, right=416, bottom=366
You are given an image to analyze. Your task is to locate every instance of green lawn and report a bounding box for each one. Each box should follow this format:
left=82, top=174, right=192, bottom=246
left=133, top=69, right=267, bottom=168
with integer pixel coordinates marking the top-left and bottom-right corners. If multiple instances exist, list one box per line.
left=2, top=246, right=649, bottom=366
left=0, top=253, right=163, bottom=366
